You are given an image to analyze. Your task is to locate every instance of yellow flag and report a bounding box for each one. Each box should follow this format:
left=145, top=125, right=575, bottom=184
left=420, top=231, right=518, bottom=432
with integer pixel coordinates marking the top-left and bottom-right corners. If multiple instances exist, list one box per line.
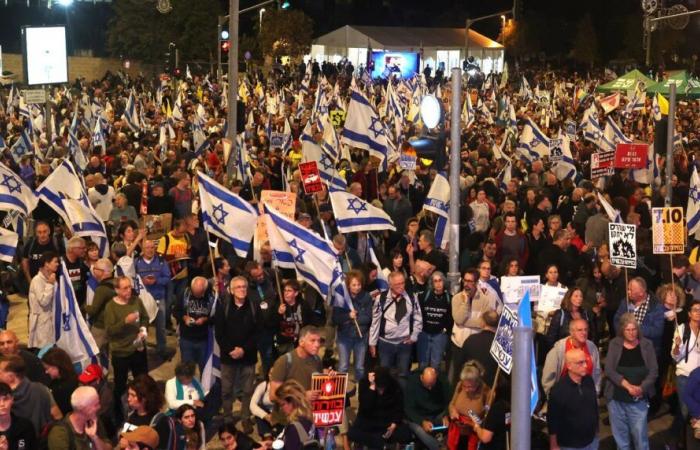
left=657, top=93, right=669, bottom=116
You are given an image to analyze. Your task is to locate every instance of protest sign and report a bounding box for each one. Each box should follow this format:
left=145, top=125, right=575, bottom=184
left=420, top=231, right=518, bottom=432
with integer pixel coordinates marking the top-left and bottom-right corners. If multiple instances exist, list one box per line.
left=537, top=285, right=568, bottom=314
left=614, top=143, right=647, bottom=169
left=299, top=161, right=322, bottom=194
left=652, top=207, right=685, bottom=254
left=490, top=306, right=517, bottom=374
left=591, top=151, right=615, bottom=178
left=500, top=275, right=541, bottom=306
left=311, top=373, right=348, bottom=427
left=608, top=223, right=637, bottom=268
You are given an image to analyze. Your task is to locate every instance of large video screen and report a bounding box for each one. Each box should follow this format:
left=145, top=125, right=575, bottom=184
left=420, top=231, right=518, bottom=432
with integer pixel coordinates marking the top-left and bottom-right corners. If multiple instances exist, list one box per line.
left=23, top=26, right=68, bottom=85
left=370, top=51, right=420, bottom=79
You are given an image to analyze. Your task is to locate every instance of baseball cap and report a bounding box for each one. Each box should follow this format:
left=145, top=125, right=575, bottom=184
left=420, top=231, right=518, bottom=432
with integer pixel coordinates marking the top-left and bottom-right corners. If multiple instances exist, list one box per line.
left=121, top=426, right=159, bottom=449
left=78, top=364, right=104, bottom=384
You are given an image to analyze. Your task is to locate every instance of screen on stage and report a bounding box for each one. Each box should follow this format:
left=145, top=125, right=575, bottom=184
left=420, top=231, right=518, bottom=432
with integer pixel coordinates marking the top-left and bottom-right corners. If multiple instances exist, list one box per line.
left=370, top=51, right=419, bottom=79
left=22, top=26, right=68, bottom=85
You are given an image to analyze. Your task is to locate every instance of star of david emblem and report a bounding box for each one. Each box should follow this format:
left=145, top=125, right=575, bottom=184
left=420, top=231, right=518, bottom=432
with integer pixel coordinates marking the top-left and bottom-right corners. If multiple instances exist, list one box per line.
left=0, top=174, right=21, bottom=194
left=62, top=312, right=71, bottom=332
left=592, top=130, right=602, bottom=141
left=212, top=203, right=228, bottom=225
left=319, top=153, right=334, bottom=171
left=368, top=117, right=385, bottom=139
left=690, top=187, right=700, bottom=203
left=288, top=239, right=306, bottom=264
left=347, top=198, right=368, bottom=215
left=531, top=137, right=539, bottom=147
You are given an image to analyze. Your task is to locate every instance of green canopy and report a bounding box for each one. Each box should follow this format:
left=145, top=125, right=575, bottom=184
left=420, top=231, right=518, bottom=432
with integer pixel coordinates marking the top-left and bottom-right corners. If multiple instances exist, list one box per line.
left=595, top=69, right=655, bottom=93
left=646, top=71, right=700, bottom=99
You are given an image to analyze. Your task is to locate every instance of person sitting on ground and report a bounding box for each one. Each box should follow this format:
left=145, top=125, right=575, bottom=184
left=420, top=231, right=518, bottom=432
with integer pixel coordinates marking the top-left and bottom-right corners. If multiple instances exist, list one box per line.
left=217, top=422, right=262, bottom=450
left=403, top=367, right=451, bottom=450
left=447, top=361, right=488, bottom=450
left=0, top=381, right=36, bottom=449
left=40, top=347, right=79, bottom=416
left=164, top=361, right=205, bottom=414
left=46, top=386, right=112, bottom=450
left=175, top=405, right=205, bottom=450
left=118, top=425, right=159, bottom=450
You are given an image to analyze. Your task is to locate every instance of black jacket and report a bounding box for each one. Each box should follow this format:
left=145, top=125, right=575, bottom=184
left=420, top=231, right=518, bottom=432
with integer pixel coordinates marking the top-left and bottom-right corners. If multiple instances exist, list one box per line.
left=214, top=295, right=261, bottom=365
left=356, top=377, right=404, bottom=428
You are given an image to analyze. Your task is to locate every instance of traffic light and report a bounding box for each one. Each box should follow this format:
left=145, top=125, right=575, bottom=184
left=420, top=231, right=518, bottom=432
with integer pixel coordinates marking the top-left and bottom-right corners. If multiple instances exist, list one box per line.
left=277, top=0, right=291, bottom=9
left=220, top=40, right=230, bottom=63
left=173, top=67, right=182, bottom=78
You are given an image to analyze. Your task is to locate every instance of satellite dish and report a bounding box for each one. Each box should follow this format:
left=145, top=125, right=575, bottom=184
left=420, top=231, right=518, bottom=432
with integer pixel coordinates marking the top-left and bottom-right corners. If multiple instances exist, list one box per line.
left=641, top=0, right=658, bottom=15
left=667, top=4, right=690, bottom=30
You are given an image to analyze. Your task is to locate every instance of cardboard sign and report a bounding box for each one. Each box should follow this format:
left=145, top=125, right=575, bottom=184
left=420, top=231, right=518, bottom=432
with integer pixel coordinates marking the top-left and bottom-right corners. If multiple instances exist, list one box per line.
left=500, top=275, right=541, bottom=307
left=537, top=285, right=568, bottom=314
left=549, top=138, right=563, bottom=162
left=141, top=213, right=173, bottom=241
left=591, top=151, right=615, bottom=178
left=299, top=161, right=323, bottom=194
left=23, top=89, right=46, bottom=104
left=255, top=190, right=297, bottom=248
left=490, top=306, right=517, bottom=375
left=652, top=207, right=685, bottom=254
left=614, top=143, right=647, bottom=169
left=608, top=223, right=637, bottom=268
left=311, top=373, right=348, bottom=427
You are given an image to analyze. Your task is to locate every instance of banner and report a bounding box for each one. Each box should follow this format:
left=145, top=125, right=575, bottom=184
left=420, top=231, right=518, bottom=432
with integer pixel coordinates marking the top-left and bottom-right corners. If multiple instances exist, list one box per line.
left=255, top=190, right=297, bottom=249
left=614, top=143, right=647, bottom=169
left=311, top=373, right=348, bottom=427
left=652, top=207, right=685, bottom=254
left=490, top=306, right=517, bottom=375
left=608, top=223, right=637, bottom=268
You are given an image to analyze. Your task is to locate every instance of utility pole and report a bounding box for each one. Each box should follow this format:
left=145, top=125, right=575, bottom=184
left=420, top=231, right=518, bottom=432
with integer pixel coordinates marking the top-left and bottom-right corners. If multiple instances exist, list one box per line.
left=227, top=0, right=239, bottom=146
left=448, top=67, right=461, bottom=294
left=665, top=82, right=676, bottom=206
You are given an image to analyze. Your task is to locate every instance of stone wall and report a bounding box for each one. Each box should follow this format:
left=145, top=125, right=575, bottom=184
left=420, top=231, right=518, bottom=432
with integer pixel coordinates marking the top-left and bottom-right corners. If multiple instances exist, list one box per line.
left=2, top=53, right=158, bottom=83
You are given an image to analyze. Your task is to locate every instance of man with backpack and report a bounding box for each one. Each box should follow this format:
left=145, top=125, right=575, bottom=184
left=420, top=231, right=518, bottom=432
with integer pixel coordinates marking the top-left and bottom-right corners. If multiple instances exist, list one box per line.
left=175, top=277, right=216, bottom=372
left=213, top=276, right=261, bottom=433
left=46, top=386, right=111, bottom=450
left=369, top=271, right=423, bottom=379
left=156, top=218, right=191, bottom=333
left=20, top=221, right=63, bottom=291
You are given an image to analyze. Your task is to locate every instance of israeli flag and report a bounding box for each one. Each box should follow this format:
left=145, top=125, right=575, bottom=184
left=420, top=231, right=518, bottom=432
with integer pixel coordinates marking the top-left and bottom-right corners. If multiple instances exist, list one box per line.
left=497, top=160, right=512, bottom=193
left=172, top=92, right=184, bottom=121
left=516, top=118, right=550, bottom=162
left=630, top=144, right=658, bottom=186
left=601, top=117, right=630, bottom=153
left=85, top=270, right=98, bottom=307
left=92, top=117, right=106, bottom=154
left=122, top=90, right=140, bottom=132
left=61, top=197, right=110, bottom=257
left=520, top=76, right=533, bottom=99
left=329, top=190, right=395, bottom=233
left=516, top=290, right=539, bottom=415
left=302, top=138, right=347, bottom=191
left=597, top=192, right=622, bottom=223
left=462, top=93, right=475, bottom=128
left=300, top=62, right=312, bottom=93
left=581, top=103, right=604, bottom=145
left=237, top=135, right=252, bottom=183
left=423, top=172, right=450, bottom=249
left=0, top=228, right=18, bottom=263
left=10, top=129, right=33, bottom=163
left=197, top=172, right=257, bottom=258
left=54, top=260, right=100, bottom=364
left=37, top=160, right=91, bottom=226
left=68, top=112, right=88, bottom=171
left=341, top=88, right=388, bottom=166
left=551, top=132, right=577, bottom=181
left=688, top=167, right=700, bottom=235
left=201, top=311, right=221, bottom=394
left=367, top=235, right=389, bottom=292
left=0, top=162, right=38, bottom=217
left=318, top=114, right=340, bottom=161
left=264, top=204, right=340, bottom=298
left=192, top=122, right=209, bottom=157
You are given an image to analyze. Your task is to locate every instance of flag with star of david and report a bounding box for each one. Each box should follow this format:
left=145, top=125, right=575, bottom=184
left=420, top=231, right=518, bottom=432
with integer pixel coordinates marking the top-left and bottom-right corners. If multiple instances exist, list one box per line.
left=121, top=90, right=141, bottom=133
left=0, top=227, right=18, bottom=263
left=302, top=138, right=347, bottom=191
left=688, top=167, right=700, bottom=236
left=197, top=172, right=257, bottom=258
left=264, top=204, right=340, bottom=298
left=423, top=172, right=450, bottom=250
left=37, top=160, right=93, bottom=226
left=329, top=190, right=395, bottom=234
left=340, top=88, right=388, bottom=167
left=516, top=118, right=549, bottom=162
left=9, top=128, right=33, bottom=164
left=0, top=162, right=37, bottom=218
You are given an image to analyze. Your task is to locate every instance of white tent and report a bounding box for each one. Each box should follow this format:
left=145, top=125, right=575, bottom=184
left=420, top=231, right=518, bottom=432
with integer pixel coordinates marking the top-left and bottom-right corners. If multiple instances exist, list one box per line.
left=310, top=25, right=504, bottom=74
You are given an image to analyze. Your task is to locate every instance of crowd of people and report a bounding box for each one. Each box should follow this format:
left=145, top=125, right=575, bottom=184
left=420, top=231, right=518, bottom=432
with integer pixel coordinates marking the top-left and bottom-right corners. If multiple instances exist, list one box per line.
left=0, top=57, right=698, bottom=450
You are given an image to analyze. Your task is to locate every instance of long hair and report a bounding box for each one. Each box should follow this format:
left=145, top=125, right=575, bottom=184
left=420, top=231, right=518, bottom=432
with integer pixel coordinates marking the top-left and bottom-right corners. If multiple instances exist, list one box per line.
left=275, top=379, right=312, bottom=423
left=128, top=374, right=164, bottom=415
left=560, top=287, right=584, bottom=313
left=656, top=282, right=685, bottom=311
left=41, top=347, right=78, bottom=384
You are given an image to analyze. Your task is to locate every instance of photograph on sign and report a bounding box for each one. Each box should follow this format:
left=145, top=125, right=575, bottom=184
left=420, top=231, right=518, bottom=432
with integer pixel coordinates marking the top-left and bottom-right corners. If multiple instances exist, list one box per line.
left=608, top=223, right=637, bottom=268
left=549, top=139, right=563, bottom=162
left=490, top=306, right=517, bottom=375
left=311, top=373, right=348, bottom=427
left=500, top=275, right=541, bottom=307
left=652, top=207, right=685, bottom=254
left=22, top=26, right=68, bottom=85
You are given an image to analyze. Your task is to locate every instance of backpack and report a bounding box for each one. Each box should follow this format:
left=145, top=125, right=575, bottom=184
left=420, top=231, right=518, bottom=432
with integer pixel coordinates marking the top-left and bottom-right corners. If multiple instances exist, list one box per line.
left=290, top=421, right=322, bottom=450
left=150, top=412, right=186, bottom=450
left=281, top=351, right=320, bottom=381
left=39, top=418, right=76, bottom=450
left=378, top=291, right=417, bottom=338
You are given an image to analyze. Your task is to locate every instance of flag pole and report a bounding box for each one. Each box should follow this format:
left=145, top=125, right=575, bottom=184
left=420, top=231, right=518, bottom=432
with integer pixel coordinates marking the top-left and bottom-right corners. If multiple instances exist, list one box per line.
left=484, top=366, right=501, bottom=421
left=670, top=254, right=679, bottom=329
left=624, top=267, right=629, bottom=310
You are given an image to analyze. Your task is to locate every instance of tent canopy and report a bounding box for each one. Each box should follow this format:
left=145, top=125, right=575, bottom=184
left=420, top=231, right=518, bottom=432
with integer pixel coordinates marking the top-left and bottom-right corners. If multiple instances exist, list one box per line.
left=646, top=70, right=700, bottom=98
left=595, top=69, right=655, bottom=93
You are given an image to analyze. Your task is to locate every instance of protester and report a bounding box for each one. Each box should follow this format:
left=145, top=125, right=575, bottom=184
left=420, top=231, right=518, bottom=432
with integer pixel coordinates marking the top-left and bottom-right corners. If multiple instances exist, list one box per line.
left=332, top=270, right=372, bottom=381
left=274, top=380, right=318, bottom=450
left=0, top=382, right=36, bottom=449
left=447, top=361, right=488, bottom=450
left=41, top=347, right=79, bottom=416
left=175, top=405, right=205, bottom=450
left=28, top=251, right=59, bottom=350
left=403, top=367, right=451, bottom=450
left=46, top=386, right=112, bottom=450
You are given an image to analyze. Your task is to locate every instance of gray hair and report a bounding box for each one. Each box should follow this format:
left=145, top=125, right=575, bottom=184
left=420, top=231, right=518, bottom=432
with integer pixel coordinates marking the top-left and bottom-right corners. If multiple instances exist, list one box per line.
left=429, top=271, right=446, bottom=290
left=71, top=386, right=99, bottom=412
left=67, top=236, right=86, bottom=249
left=93, top=258, right=113, bottom=274
left=617, top=312, right=643, bottom=339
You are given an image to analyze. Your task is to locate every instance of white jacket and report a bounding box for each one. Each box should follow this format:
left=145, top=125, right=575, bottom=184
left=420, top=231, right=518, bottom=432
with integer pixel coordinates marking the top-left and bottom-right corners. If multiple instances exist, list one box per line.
left=28, top=272, right=56, bottom=349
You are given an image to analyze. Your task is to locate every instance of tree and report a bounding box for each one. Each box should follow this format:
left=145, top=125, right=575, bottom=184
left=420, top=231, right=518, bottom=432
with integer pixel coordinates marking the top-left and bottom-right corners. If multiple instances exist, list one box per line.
left=258, top=9, right=314, bottom=59
left=107, top=0, right=223, bottom=64
left=571, top=14, right=599, bottom=67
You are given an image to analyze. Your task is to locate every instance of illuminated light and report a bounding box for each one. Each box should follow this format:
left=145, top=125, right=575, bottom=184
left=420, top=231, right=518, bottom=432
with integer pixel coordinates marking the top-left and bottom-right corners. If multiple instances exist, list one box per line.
left=220, top=30, right=229, bottom=40
left=419, top=95, right=441, bottom=129
left=57, top=0, right=74, bottom=5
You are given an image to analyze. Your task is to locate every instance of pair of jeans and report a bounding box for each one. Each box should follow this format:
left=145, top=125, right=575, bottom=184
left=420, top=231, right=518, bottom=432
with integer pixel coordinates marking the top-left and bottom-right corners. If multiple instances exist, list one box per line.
left=153, top=298, right=166, bottom=353
left=377, top=340, right=412, bottom=378
left=406, top=420, right=441, bottom=450
left=608, top=399, right=650, bottom=450
left=257, top=331, right=275, bottom=376
left=166, top=278, right=187, bottom=329
left=220, top=363, right=256, bottom=420
left=561, top=437, right=599, bottom=450
left=112, top=350, right=148, bottom=423
left=179, top=336, right=208, bottom=373
left=416, top=331, right=448, bottom=370
left=336, top=332, right=368, bottom=381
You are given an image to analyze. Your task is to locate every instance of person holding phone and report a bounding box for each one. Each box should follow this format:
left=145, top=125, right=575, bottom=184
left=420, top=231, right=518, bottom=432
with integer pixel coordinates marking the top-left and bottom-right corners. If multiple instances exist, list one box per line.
left=46, top=386, right=111, bottom=450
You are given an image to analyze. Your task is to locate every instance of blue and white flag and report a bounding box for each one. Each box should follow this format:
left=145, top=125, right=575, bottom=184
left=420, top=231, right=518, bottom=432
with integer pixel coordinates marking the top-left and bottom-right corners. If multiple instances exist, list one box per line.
left=0, top=162, right=38, bottom=217
left=329, top=190, right=395, bottom=233
left=302, top=139, right=347, bottom=191
left=550, top=132, right=577, bottom=181
left=461, top=93, right=475, bottom=128
left=85, top=270, right=98, bottom=308
left=688, top=167, right=700, bottom=236
left=0, top=228, right=18, bottom=263
left=597, top=191, right=622, bottom=223
left=520, top=76, right=533, bottom=99
left=61, top=197, right=110, bottom=257
left=516, top=290, right=539, bottom=415
left=497, top=160, right=512, bottom=193
left=264, top=204, right=340, bottom=297
left=368, top=235, right=389, bottom=292
left=423, top=172, right=450, bottom=250
left=122, top=90, right=140, bottom=132
left=172, top=92, right=184, bottom=121
left=580, top=103, right=604, bottom=145
left=92, top=117, right=106, bottom=154
left=68, top=111, right=88, bottom=171
left=192, top=122, right=209, bottom=157
left=201, top=316, right=221, bottom=395
left=197, top=172, right=258, bottom=258
left=602, top=117, right=631, bottom=153
left=10, top=129, right=33, bottom=163
left=54, top=260, right=99, bottom=364
left=341, top=88, right=388, bottom=166
left=37, top=160, right=91, bottom=225
left=516, top=118, right=550, bottom=162
left=630, top=144, right=659, bottom=186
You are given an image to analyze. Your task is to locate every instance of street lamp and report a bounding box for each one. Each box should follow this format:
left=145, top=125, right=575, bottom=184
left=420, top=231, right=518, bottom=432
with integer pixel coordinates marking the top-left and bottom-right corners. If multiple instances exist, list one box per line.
left=259, top=8, right=265, bottom=29
left=57, top=0, right=73, bottom=6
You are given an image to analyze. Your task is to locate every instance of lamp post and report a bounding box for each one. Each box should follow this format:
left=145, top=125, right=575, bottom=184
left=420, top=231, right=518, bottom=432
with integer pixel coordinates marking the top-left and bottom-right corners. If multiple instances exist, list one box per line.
left=259, top=8, right=266, bottom=29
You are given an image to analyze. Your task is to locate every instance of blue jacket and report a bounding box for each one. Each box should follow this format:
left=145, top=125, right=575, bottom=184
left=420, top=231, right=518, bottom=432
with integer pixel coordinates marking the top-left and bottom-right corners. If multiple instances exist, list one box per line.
left=614, top=294, right=665, bottom=355
left=134, top=255, right=171, bottom=300
left=332, top=290, right=373, bottom=339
